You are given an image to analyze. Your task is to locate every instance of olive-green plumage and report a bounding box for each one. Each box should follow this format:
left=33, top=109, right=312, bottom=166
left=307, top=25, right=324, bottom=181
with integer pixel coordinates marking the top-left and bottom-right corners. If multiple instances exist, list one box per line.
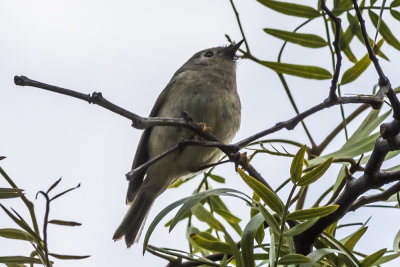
left=113, top=41, right=243, bottom=247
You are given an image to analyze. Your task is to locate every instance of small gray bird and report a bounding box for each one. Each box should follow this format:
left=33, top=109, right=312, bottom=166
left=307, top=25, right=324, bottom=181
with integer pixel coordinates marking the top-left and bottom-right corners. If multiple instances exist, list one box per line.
left=113, top=40, right=243, bottom=247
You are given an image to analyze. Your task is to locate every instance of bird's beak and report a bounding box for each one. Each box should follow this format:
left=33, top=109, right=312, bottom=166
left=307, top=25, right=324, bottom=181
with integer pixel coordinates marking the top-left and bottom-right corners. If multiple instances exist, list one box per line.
left=224, top=39, right=245, bottom=58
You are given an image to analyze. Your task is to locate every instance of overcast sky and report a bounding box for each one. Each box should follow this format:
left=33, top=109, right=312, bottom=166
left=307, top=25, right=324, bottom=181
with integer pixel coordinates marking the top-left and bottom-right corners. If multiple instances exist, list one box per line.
left=1, top=0, right=400, bottom=266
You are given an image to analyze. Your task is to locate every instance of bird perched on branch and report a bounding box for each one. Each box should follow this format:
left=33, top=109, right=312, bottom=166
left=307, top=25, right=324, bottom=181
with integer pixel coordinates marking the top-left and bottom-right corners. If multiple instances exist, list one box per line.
left=113, top=40, right=244, bottom=247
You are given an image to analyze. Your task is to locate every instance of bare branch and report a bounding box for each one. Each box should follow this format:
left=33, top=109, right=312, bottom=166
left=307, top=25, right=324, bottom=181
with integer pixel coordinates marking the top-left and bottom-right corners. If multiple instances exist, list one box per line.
left=350, top=181, right=400, bottom=211
left=320, top=0, right=342, bottom=100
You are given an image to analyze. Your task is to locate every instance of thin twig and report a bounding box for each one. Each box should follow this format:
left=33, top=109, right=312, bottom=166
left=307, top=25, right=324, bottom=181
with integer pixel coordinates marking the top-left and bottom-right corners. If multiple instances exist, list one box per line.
left=229, top=0, right=250, bottom=53
left=320, top=0, right=342, bottom=100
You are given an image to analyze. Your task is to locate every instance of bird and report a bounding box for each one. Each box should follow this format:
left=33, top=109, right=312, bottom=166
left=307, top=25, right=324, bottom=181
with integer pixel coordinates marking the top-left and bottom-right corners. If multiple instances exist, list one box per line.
left=113, top=40, right=244, bottom=247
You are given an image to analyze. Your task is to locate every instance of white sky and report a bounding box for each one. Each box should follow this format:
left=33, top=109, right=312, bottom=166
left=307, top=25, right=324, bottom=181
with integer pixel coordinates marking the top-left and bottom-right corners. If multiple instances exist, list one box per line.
left=1, top=0, right=400, bottom=266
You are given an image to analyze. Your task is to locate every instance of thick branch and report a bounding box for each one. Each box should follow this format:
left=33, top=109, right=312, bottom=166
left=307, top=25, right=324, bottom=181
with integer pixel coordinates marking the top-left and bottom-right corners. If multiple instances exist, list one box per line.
left=350, top=181, right=400, bottom=211
left=294, top=132, right=400, bottom=254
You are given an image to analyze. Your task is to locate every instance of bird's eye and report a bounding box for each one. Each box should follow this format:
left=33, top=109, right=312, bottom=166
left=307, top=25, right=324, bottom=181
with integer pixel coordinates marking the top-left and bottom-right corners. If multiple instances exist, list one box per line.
left=204, top=51, right=214, bottom=58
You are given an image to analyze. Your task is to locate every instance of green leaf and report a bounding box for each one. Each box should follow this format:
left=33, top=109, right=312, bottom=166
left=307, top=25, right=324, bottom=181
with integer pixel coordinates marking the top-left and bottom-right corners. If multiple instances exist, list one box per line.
left=343, top=227, right=368, bottom=251
left=143, top=190, right=239, bottom=254
left=209, top=196, right=242, bottom=235
left=340, top=53, right=371, bottom=85
left=290, top=145, right=306, bottom=183
left=322, top=233, right=361, bottom=266
left=277, top=254, right=311, bottom=265
left=302, top=248, right=343, bottom=267
left=213, top=209, right=241, bottom=224
left=369, top=10, right=400, bottom=50
left=257, top=0, right=320, bottom=18
left=287, top=205, right=339, bottom=221
left=323, top=133, right=380, bottom=160
left=190, top=233, right=232, bottom=254
left=0, top=228, right=35, bottom=242
left=269, top=229, right=276, bottom=267
left=298, top=158, right=333, bottom=186
left=0, top=205, right=41, bottom=244
left=345, top=109, right=390, bottom=150
left=0, top=257, right=42, bottom=264
left=360, top=248, right=387, bottom=267
left=263, top=28, right=327, bottom=48
left=333, top=0, right=353, bottom=16
left=223, top=229, right=244, bottom=267
left=391, top=0, right=400, bottom=7
left=238, top=169, right=283, bottom=214
left=0, top=188, right=23, bottom=199
left=260, top=61, right=332, bottom=80
left=49, top=253, right=90, bottom=260
left=168, top=188, right=249, bottom=233
left=391, top=9, right=400, bottom=21
left=324, top=222, right=337, bottom=236
left=241, top=213, right=265, bottom=267
left=208, top=174, right=225, bottom=183
left=283, top=217, right=319, bottom=236
left=375, top=252, right=400, bottom=265
left=257, top=203, right=281, bottom=235
left=191, top=204, right=224, bottom=231
left=48, top=220, right=81, bottom=226
left=394, top=229, right=400, bottom=252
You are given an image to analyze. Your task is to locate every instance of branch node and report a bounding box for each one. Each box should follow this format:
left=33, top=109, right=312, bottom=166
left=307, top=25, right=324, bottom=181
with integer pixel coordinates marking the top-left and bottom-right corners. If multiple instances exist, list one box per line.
left=88, top=92, right=103, bottom=104
left=14, top=75, right=28, bottom=86
left=379, top=76, right=389, bottom=87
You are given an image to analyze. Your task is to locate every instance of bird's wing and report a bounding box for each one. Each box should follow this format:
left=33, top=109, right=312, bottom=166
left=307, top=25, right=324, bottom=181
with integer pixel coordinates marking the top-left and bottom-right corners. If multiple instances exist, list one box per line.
left=126, top=79, right=176, bottom=203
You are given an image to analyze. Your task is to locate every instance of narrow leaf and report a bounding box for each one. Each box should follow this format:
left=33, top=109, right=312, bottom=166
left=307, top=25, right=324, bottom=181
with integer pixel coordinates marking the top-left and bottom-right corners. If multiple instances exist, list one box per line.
left=48, top=220, right=81, bottom=226
left=391, top=9, right=400, bottom=21
left=0, top=257, right=42, bottom=264
left=169, top=188, right=249, bottom=233
left=283, top=217, right=319, bottom=236
left=391, top=0, right=400, bottom=7
left=360, top=248, right=387, bottom=267
left=238, top=169, right=283, bottom=214
left=277, top=254, right=311, bottom=265
left=49, top=253, right=90, bottom=260
left=340, top=53, right=371, bottom=85
left=287, top=205, right=339, bottom=221
left=369, top=10, right=400, bottom=50
left=290, top=145, right=306, bottom=183
left=190, top=234, right=232, bottom=253
left=264, top=28, right=327, bottom=48
left=191, top=204, right=224, bottom=231
left=257, top=0, right=320, bottom=18
left=0, top=188, right=24, bottom=199
left=261, top=61, right=332, bottom=80
left=393, top=228, right=400, bottom=252
left=210, top=196, right=242, bottom=235
left=375, top=252, right=400, bottom=265
left=257, top=203, right=281, bottom=235
left=343, top=227, right=368, bottom=251
left=208, top=174, right=225, bottom=183
left=322, top=233, right=361, bottom=266
left=298, top=158, right=333, bottom=186
left=0, top=228, right=35, bottom=242
left=302, top=248, right=343, bottom=267
left=241, top=213, right=265, bottom=267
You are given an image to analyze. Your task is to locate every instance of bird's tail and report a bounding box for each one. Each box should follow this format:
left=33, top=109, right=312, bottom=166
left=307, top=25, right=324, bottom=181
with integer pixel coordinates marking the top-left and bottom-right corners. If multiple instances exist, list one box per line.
left=113, top=189, right=155, bottom=247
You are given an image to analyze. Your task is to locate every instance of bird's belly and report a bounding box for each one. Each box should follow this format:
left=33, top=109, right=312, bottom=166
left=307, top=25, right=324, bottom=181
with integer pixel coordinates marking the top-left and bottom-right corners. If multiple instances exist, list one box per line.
left=147, top=89, right=240, bottom=182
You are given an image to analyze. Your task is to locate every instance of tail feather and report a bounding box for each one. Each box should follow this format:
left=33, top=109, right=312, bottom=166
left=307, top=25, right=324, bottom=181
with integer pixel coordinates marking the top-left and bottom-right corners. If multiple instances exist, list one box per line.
left=113, top=190, right=154, bottom=247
